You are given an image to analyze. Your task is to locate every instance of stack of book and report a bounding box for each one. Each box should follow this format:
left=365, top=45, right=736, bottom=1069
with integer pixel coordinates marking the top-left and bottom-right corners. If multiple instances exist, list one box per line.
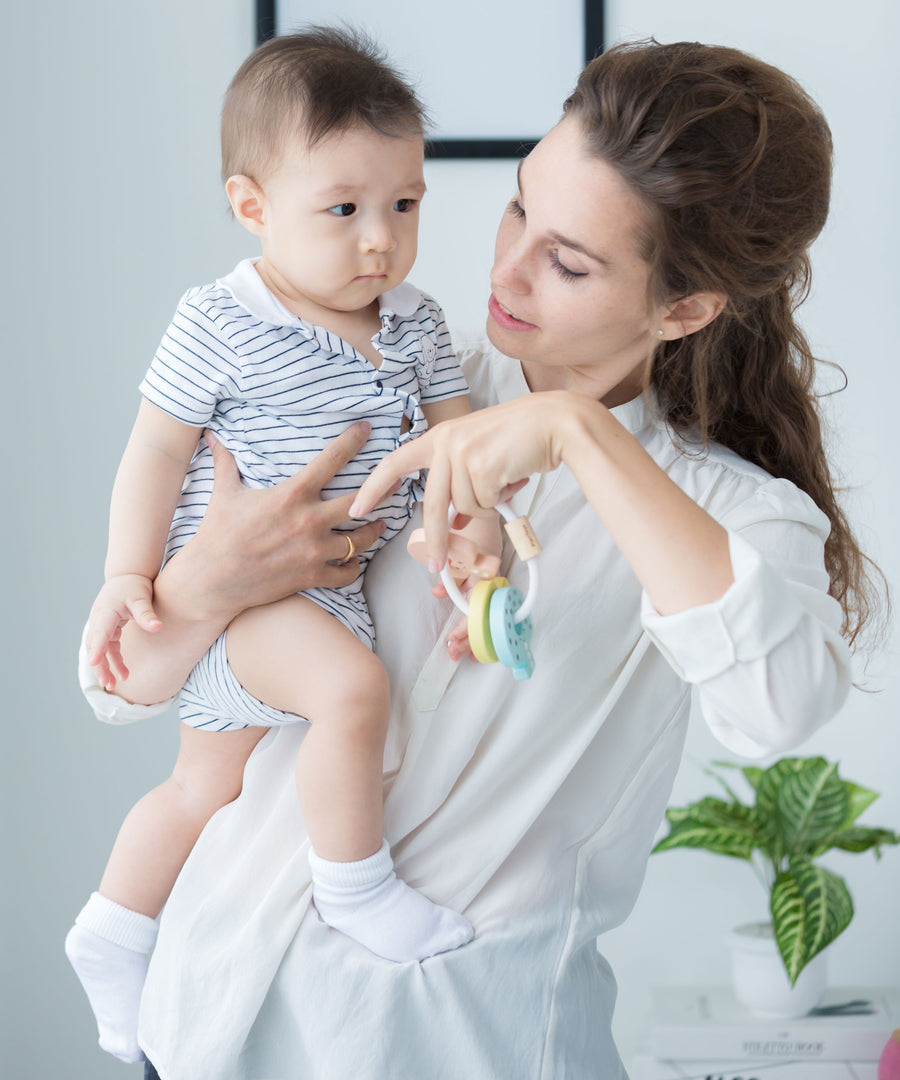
left=630, top=986, right=900, bottom=1080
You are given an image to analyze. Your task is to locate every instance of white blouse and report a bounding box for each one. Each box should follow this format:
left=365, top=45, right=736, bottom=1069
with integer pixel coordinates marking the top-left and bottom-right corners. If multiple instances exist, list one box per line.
left=128, top=345, right=850, bottom=1080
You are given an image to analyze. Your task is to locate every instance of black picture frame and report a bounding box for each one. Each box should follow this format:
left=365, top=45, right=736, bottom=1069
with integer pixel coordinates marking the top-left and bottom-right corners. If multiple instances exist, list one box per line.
left=254, top=1, right=604, bottom=158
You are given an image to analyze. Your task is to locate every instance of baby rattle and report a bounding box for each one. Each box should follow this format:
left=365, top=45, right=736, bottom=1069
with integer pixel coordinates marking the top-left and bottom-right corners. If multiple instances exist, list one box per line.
left=407, top=503, right=542, bottom=680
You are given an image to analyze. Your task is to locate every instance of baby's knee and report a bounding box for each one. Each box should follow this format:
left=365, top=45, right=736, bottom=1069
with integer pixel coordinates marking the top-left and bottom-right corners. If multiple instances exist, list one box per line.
left=331, top=654, right=390, bottom=733
left=168, top=755, right=245, bottom=816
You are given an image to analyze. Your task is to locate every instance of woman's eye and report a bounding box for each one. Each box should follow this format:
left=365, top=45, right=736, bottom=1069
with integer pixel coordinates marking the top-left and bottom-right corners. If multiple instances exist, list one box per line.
left=394, top=198, right=418, bottom=212
left=550, top=251, right=587, bottom=282
left=327, top=202, right=357, bottom=217
left=507, top=197, right=525, bottom=219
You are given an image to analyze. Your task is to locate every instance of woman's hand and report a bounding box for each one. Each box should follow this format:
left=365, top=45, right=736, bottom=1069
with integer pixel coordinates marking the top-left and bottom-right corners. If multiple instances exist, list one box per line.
left=351, top=395, right=571, bottom=569
left=168, top=425, right=386, bottom=623
left=353, top=391, right=735, bottom=616
left=112, top=422, right=386, bottom=705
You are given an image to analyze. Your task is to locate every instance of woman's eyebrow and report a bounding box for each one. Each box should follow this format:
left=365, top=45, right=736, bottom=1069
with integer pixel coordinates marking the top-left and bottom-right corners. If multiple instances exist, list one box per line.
left=516, top=158, right=611, bottom=267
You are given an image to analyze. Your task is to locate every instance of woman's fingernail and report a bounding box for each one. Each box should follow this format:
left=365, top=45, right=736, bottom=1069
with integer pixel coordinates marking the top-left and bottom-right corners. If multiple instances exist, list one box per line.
left=428, top=558, right=441, bottom=574
left=348, top=500, right=362, bottom=517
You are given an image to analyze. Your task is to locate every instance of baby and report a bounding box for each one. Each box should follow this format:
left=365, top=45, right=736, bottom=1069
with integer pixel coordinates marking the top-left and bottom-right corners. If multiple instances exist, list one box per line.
left=66, top=27, right=487, bottom=1064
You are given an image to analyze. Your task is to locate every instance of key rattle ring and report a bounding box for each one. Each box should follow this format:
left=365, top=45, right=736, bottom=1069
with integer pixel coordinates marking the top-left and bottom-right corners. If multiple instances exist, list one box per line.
left=439, top=502, right=540, bottom=623
left=406, top=501, right=542, bottom=679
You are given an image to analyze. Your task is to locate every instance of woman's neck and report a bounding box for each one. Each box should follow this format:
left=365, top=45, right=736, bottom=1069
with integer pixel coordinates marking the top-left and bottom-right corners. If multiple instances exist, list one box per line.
left=520, top=358, right=644, bottom=408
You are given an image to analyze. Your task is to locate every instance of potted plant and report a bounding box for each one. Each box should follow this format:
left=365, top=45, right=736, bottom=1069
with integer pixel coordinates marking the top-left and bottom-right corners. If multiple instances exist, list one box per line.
left=652, top=756, right=899, bottom=1014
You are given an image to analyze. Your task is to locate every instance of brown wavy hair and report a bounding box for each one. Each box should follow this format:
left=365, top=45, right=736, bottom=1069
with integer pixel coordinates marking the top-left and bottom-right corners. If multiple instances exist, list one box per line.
left=564, top=40, right=884, bottom=648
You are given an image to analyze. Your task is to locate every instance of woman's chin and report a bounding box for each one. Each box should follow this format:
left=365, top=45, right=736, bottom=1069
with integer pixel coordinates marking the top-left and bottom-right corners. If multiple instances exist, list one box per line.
left=486, top=316, right=534, bottom=360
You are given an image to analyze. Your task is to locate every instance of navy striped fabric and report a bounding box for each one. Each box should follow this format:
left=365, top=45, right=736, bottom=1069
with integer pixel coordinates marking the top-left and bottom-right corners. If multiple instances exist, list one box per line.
left=139, top=261, right=468, bottom=731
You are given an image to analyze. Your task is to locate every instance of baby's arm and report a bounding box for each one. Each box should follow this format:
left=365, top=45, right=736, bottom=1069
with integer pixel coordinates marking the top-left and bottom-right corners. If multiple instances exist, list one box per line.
left=88, top=399, right=202, bottom=689
left=420, top=395, right=472, bottom=428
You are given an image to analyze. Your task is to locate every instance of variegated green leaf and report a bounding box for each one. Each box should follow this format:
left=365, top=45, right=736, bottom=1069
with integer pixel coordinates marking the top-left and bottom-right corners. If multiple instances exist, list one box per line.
left=741, top=766, right=764, bottom=792
left=667, top=797, right=759, bottom=828
left=829, top=826, right=900, bottom=855
left=843, top=782, right=879, bottom=827
left=777, top=760, right=848, bottom=856
left=770, top=863, right=853, bottom=984
left=653, top=798, right=761, bottom=859
left=756, top=758, right=814, bottom=856
left=756, top=758, right=816, bottom=813
left=652, top=823, right=756, bottom=859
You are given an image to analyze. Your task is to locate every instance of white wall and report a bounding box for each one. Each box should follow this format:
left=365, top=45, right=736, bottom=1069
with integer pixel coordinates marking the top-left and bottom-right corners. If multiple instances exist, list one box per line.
left=3, top=2, right=896, bottom=1077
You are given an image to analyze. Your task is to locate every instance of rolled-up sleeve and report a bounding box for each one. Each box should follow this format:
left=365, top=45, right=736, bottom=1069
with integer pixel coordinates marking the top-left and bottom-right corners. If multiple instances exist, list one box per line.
left=640, top=478, right=852, bottom=757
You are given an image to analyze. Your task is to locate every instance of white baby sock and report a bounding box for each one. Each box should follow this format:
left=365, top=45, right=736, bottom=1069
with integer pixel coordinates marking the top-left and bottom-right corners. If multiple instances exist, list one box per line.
left=309, top=840, right=473, bottom=963
left=64, top=892, right=158, bottom=1064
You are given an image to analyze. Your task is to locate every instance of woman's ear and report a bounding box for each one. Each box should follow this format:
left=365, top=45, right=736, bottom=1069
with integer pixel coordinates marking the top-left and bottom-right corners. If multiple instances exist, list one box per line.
left=225, top=175, right=266, bottom=235
left=659, top=292, right=727, bottom=341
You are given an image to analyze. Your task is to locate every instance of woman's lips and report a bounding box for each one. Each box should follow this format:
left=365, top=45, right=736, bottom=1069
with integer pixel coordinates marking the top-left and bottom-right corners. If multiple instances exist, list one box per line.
left=488, top=293, right=537, bottom=331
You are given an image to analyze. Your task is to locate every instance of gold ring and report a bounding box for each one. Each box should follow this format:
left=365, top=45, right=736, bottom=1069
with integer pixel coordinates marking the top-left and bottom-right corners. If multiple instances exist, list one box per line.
left=336, top=534, right=356, bottom=564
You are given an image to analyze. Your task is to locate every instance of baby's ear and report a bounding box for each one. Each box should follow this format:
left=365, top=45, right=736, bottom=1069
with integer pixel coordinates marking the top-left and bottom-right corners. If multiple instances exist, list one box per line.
left=659, top=291, right=727, bottom=340
left=225, top=175, right=266, bottom=234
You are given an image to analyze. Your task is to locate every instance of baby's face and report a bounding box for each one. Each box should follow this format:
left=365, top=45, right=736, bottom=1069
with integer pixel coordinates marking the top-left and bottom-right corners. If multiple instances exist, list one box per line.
left=250, top=126, right=425, bottom=323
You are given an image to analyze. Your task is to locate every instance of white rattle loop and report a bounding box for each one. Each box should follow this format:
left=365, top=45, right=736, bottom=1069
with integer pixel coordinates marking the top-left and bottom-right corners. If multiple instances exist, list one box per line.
left=440, top=502, right=541, bottom=623
left=406, top=501, right=542, bottom=678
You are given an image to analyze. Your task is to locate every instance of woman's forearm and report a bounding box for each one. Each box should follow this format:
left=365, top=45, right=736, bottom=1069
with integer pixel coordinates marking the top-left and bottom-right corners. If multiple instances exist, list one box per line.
left=353, top=393, right=734, bottom=616
left=556, top=392, right=734, bottom=614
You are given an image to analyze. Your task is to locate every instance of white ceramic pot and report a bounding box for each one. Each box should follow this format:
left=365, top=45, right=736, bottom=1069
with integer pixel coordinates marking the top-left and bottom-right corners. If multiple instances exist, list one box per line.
left=725, top=921, right=828, bottom=1019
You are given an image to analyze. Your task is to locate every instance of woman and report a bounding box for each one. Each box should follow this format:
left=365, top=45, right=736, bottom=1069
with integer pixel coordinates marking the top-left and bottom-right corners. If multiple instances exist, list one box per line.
left=83, top=41, right=878, bottom=1079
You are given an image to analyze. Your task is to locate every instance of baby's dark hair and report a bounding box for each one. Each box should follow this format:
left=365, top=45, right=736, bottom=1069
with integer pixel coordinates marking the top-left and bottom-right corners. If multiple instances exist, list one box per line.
left=221, top=25, right=426, bottom=183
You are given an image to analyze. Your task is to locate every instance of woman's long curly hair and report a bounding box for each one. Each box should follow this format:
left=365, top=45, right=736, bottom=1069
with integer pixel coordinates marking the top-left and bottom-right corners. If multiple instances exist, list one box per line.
left=565, top=40, right=884, bottom=648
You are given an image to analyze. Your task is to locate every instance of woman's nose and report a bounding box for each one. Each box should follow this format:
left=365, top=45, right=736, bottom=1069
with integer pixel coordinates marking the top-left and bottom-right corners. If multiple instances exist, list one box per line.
left=491, top=240, right=530, bottom=295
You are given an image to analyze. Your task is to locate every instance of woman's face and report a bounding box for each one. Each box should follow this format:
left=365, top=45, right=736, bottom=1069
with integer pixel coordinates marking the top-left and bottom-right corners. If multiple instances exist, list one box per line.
left=487, top=115, right=666, bottom=406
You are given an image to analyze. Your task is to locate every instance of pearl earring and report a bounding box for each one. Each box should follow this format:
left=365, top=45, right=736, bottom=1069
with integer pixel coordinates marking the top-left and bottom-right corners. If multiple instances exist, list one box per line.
left=657, top=329, right=664, bottom=337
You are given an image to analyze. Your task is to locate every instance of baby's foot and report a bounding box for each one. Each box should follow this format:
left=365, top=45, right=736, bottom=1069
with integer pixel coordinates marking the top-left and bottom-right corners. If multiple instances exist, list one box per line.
left=64, top=894, right=158, bottom=1063
left=309, top=841, right=473, bottom=963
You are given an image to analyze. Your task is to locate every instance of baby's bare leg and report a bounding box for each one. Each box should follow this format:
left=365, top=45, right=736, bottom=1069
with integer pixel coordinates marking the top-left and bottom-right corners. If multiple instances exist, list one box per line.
left=67, top=723, right=265, bottom=1061
left=100, top=724, right=268, bottom=914
left=226, top=595, right=473, bottom=962
left=226, top=595, right=388, bottom=862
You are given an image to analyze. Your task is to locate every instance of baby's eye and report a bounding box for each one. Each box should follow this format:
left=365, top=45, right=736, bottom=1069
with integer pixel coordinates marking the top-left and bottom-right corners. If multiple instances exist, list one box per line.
left=328, top=203, right=357, bottom=217
left=394, top=198, right=418, bottom=212
left=507, top=197, right=525, bottom=219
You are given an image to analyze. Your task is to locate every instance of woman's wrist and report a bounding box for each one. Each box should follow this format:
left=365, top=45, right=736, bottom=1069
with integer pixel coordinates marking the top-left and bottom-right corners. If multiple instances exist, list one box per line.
left=153, top=544, right=240, bottom=627
left=548, top=390, right=613, bottom=473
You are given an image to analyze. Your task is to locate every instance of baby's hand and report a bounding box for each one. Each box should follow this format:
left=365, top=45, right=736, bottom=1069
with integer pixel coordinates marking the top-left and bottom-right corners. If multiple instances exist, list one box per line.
left=413, top=512, right=504, bottom=662
left=426, top=579, right=474, bottom=661
left=86, top=574, right=162, bottom=689
left=446, top=616, right=472, bottom=662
